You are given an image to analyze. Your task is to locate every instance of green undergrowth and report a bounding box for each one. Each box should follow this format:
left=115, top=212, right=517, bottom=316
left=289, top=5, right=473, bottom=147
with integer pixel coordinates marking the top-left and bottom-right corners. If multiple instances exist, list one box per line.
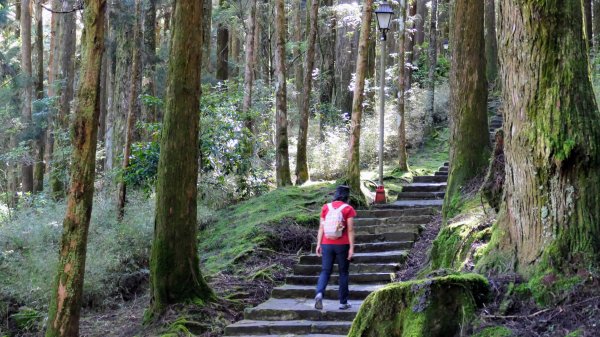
left=198, top=183, right=334, bottom=274
left=472, top=326, right=513, bottom=337
left=348, top=273, right=490, bottom=337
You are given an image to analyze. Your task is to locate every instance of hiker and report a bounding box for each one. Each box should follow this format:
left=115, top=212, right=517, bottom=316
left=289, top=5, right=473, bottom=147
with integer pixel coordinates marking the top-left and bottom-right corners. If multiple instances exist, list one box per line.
left=314, top=185, right=356, bottom=310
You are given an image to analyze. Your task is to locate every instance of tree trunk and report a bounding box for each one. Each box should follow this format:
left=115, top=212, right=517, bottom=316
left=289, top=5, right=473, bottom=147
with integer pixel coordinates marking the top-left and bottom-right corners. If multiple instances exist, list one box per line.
left=229, top=29, right=241, bottom=77
left=274, top=0, right=292, bottom=187
left=585, top=0, right=593, bottom=49
left=20, top=0, right=34, bottom=194
left=44, top=1, right=106, bottom=335
left=201, top=0, right=212, bottom=74
left=295, top=0, right=319, bottom=185
left=437, top=0, right=449, bottom=54
left=484, top=0, right=498, bottom=85
left=242, top=0, right=258, bottom=130
left=104, top=0, right=117, bottom=171
left=442, top=0, right=490, bottom=218
left=292, top=0, right=304, bottom=113
left=404, top=0, right=417, bottom=89
left=496, top=0, right=600, bottom=272
left=415, top=0, right=426, bottom=45
left=33, top=0, right=44, bottom=193
left=426, top=0, right=437, bottom=129
left=117, top=0, right=142, bottom=220
left=346, top=0, right=374, bottom=196
left=45, top=2, right=59, bottom=173
left=594, top=0, right=600, bottom=52
left=397, top=0, right=408, bottom=171
left=148, top=0, right=214, bottom=317
left=319, top=0, right=336, bottom=139
left=142, top=0, right=157, bottom=122
left=215, top=0, right=229, bottom=81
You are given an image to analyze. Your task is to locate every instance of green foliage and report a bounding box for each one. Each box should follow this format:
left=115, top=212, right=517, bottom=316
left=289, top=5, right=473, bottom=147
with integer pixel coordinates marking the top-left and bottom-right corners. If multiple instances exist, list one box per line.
left=523, top=273, right=584, bottom=307
left=10, top=307, right=44, bottom=332
left=412, top=44, right=451, bottom=87
left=122, top=123, right=161, bottom=195
left=472, top=326, right=513, bottom=337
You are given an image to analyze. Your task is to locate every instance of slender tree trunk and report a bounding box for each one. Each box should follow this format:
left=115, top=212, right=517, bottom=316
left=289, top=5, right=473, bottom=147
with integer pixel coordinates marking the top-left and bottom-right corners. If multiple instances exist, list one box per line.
left=404, top=0, right=417, bottom=89
left=117, top=0, right=142, bottom=220
left=295, top=0, right=319, bottom=185
left=319, top=0, right=336, bottom=139
left=292, top=0, right=304, bottom=112
left=594, top=0, right=600, bottom=53
left=442, top=0, right=490, bottom=218
left=142, top=0, right=157, bottom=122
left=20, top=0, right=34, bottom=194
left=104, top=0, right=117, bottom=171
left=215, top=0, right=229, bottom=81
left=437, top=0, right=449, bottom=54
left=346, top=0, right=374, bottom=196
left=149, top=0, right=214, bottom=317
left=15, top=0, right=21, bottom=37
left=242, top=0, right=258, bottom=130
left=496, top=0, right=600, bottom=272
left=45, top=3, right=59, bottom=172
left=33, top=0, right=44, bottom=193
left=426, top=0, right=437, bottom=128
left=415, top=0, right=426, bottom=45
left=585, top=0, right=593, bottom=49
left=230, top=29, right=241, bottom=77
left=45, top=1, right=106, bottom=335
left=397, top=0, right=408, bottom=171
left=201, top=0, right=212, bottom=73
left=484, top=0, right=498, bottom=85
left=274, top=0, right=292, bottom=186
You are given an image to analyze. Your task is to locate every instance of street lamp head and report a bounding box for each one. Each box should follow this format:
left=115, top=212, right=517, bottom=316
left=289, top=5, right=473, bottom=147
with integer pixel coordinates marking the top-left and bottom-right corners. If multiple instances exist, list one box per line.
left=375, top=1, right=394, bottom=41
left=443, top=39, right=449, bottom=50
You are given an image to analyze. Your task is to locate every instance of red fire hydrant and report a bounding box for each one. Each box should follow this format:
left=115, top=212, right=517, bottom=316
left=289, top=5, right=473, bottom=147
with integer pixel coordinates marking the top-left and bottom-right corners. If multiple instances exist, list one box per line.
left=374, top=185, right=387, bottom=204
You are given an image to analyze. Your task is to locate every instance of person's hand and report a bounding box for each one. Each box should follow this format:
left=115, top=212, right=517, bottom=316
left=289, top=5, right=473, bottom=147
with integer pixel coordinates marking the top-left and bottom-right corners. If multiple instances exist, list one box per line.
left=347, top=246, right=354, bottom=261
left=316, top=244, right=322, bottom=257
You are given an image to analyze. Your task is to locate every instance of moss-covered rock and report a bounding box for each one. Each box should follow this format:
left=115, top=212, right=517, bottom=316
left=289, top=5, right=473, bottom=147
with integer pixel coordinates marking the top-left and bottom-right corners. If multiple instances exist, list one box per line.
left=348, top=273, right=490, bottom=337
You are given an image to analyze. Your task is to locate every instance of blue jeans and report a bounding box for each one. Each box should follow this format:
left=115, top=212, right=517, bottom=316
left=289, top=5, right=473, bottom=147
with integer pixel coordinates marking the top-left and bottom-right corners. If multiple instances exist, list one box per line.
left=315, top=244, right=350, bottom=304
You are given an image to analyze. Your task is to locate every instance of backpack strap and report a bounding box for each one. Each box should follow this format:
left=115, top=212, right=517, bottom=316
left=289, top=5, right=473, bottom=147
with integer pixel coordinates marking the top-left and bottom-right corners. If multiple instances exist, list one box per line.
left=327, top=203, right=334, bottom=212
left=337, top=204, right=348, bottom=212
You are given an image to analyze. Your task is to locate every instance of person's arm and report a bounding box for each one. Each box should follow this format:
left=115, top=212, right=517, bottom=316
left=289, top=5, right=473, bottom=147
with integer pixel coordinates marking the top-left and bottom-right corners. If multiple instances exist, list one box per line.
left=316, top=218, right=325, bottom=256
left=347, top=217, right=355, bottom=260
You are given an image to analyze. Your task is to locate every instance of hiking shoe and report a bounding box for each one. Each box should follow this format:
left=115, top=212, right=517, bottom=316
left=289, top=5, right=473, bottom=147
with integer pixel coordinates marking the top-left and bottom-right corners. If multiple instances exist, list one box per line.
left=315, top=293, right=323, bottom=310
left=339, top=303, right=352, bottom=310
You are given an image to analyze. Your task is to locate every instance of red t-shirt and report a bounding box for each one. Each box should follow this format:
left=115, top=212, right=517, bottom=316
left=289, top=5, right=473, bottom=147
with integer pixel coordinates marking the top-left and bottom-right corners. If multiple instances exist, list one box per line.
left=320, top=201, right=357, bottom=245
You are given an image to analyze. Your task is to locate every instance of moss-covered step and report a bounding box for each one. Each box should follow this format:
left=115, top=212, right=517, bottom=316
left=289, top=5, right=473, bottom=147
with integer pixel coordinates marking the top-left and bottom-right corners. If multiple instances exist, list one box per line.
left=355, top=231, right=418, bottom=243
left=299, top=250, right=409, bottom=265
left=347, top=274, right=490, bottom=337
left=224, top=320, right=352, bottom=336
left=244, top=298, right=362, bottom=321
left=293, top=263, right=400, bottom=275
left=396, top=191, right=445, bottom=200
left=375, top=199, right=444, bottom=209
left=286, top=273, right=395, bottom=285
left=271, top=284, right=383, bottom=300
left=412, top=175, right=448, bottom=183
left=356, top=207, right=439, bottom=218
left=353, top=215, right=433, bottom=226
left=434, top=171, right=449, bottom=176
left=402, top=183, right=447, bottom=193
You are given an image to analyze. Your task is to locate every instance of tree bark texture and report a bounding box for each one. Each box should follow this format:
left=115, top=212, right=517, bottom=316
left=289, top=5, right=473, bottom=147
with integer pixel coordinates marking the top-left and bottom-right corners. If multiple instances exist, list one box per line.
left=45, top=1, right=106, bottom=335
left=215, top=0, right=229, bottom=81
left=497, top=0, right=600, bottom=271
left=427, top=0, right=438, bottom=126
left=346, top=0, right=374, bottom=195
left=404, top=0, right=417, bottom=89
left=201, top=0, right=212, bottom=73
left=33, top=0, right=44, bottom=193
left=149, top=0, right=214, bottom=316
left=117, top=0, right=142, bottom=220
left=594, top=0, right=600, bottom=51
left=442, top=0, right=490, bottom=217
left=415, top=0, right=426, bottom=45
left=292, top=0, right=304, bottom=113
left=295, top=0, right=319, bottom=185
left=319, top=0, right=336, bottom=138
left=397, top=0, right=408, bottom=171
left=21, top=0, right=34, bottom=193
left=242, top=0, right=258, bottom=129
left=274, top=0, right=292, bottom=187
left=585, top=0, right=593, bottom=49
left=484, top=0, right=498, bottom=85
left=142, top=0, right=158, bottom=122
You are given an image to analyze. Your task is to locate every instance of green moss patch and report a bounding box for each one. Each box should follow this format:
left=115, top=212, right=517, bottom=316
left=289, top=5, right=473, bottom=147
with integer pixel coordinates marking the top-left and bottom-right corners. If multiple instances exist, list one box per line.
left=472, top=326, right=513, bottom=337
left=198, top=184, right=334, bottom=274
left=348, top=273, right=489, bottom=337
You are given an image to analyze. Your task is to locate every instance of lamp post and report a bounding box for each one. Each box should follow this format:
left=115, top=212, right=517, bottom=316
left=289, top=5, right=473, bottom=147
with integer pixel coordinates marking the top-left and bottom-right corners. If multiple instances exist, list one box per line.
left=374, top=1, right=394, bottom=204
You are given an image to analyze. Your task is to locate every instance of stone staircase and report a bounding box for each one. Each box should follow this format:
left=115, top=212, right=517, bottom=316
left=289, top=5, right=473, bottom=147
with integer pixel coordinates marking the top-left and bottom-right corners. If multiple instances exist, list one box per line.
left=223, top=165, right=449, bottom=337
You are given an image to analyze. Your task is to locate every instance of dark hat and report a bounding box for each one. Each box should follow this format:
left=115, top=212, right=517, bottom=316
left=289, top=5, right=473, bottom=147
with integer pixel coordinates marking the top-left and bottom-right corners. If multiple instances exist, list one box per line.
left=333, top=185, right=350, bottom=202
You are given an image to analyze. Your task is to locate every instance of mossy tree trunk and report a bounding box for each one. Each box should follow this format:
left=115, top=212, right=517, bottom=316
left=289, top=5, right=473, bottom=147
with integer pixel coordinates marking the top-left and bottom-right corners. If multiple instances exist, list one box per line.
left=215, top=0, right=229, bottom=81
left=496, top=0, right=600, bottom=271
left=594, top=0, right=600, bottom=52
left=148, top=0, right=214, bottom=317
left=585, top=0, right=593, bottom=49
left=274, top=0, right=292, bottom=187
left=201, top=0, right=212, bottom=74
left=426, top=0, right=437, bottom=127
left=346, top=0, right=374, bottom=196
left=117, top=0, right=142, bottom=220
left=142, top=0, right=158, bottom=122
left=20, top=0, right=34, bottom=194
left=33, top=0, right=44, bottom=193
left=319, top=0, right=336, bottom=140
left=45, top=1, right=106, bottom=335
left=484, top=0, right=498, bottom=85
left=442, top=0, right=490, bottom=219
left=295, top=0, right=319, bottom=185
left=397, top=0, right=408, bottom=171
left=242, top=0, right=258, bottom=132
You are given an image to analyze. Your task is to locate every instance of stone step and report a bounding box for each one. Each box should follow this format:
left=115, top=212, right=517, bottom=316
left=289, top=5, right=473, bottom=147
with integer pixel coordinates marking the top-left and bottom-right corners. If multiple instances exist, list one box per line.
left=443, top=161, right=449, bottom=166
left=293, top=263, right=400, bottom=275
left=402, top=183, right=447, bottom=193
left=224, top=320, right=352, bottom=336
left=396, top=191, right=445, bottom=200
left=224, top=335, right=347, bottom=337
left=244, top=298, right=362, bottom=321
left=299, top=250, right=408, bottom=265
left=385, top=199, right=444, bottom=209
left=356, top=207, right=438, bottom=218
left=354, top=223, right=421, bottom=235
left=286, top=273, right=394, bottom=285
left=434, top=171, right=448, bottom=176
left=438, top=166, right=448, bottom=172
left=311, top=240, right=412, bottom=254
left=356, top=231, right=417, bottom=243
left=412, top=175, right=448, bottom=183
left=271, top=284, right=383, bottom=300
left=353, top=215, right=432, bottom=226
